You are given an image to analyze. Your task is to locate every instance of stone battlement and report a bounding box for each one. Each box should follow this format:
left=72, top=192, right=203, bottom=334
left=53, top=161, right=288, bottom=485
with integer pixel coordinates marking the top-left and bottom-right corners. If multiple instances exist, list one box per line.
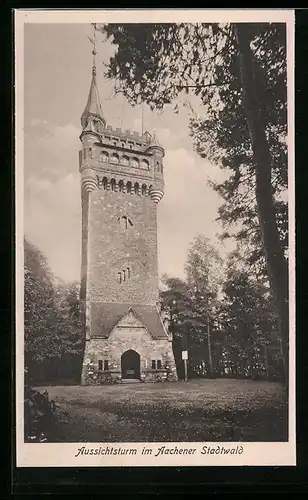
left=100, top=125, right=150, bottom=143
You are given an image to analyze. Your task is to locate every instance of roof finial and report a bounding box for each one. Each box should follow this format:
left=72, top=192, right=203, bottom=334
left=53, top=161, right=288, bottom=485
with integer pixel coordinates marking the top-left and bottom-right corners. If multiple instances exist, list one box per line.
left=88, top=23, right=97, bottom=78
left=81, top=24, right=105, bottom=130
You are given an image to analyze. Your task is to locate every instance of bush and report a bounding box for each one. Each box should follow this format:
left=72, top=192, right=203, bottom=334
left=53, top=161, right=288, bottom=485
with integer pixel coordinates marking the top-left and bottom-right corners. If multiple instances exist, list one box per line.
left=24, top=386, right=64, bottom=442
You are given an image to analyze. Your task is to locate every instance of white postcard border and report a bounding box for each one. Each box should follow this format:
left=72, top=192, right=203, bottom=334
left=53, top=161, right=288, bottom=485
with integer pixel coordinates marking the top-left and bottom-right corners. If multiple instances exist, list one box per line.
left=15, top=8, right=296, bottom=468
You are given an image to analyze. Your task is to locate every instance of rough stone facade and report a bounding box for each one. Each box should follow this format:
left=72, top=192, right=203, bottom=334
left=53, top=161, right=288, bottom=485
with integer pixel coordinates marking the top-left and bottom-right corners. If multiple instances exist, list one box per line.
left=81, top=310, right=178, bottom=384
left=79, top=61, right=178, bottom=384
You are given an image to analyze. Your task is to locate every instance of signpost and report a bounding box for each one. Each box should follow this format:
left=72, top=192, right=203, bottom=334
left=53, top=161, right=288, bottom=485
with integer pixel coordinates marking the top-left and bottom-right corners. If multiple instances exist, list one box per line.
left=182, top=350, right=188, bottom=382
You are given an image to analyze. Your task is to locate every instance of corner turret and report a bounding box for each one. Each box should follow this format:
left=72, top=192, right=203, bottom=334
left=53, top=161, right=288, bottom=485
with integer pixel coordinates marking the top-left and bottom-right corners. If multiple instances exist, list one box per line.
left=146, top=130, right=165, bottom=204
left=145, top=129, right=165, bottom=156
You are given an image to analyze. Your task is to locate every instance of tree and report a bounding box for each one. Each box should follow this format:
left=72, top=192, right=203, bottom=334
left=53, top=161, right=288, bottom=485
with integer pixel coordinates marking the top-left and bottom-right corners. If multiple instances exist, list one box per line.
left=220, top=263, right=284, bottom=380
left=98, top=22, right=289, bottom=374
left=185, top=235, right=224, bottom=377
left=24, top=238, right=57, bottom=382
left=24, top=238, right=84, bottom=384
left=160, top=236, right=224, bottom=378
left=160, top=276, right=192, bottom=379
left=160, top=234, right=285, bottom=381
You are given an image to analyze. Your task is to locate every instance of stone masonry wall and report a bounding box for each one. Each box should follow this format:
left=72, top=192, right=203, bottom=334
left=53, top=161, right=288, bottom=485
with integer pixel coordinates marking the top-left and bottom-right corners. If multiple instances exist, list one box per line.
left=81, top=325, right=178, bottom=385
left=88, top=188, right=159, bottom=305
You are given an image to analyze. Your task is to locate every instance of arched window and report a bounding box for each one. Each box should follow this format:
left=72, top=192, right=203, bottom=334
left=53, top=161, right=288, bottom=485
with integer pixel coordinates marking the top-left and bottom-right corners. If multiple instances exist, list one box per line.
left=118, top=180, right=124, bottom=192
left=134, top=182, right=139, bottom=195
left=111, top=153, right=119, bottom=164
left=141, top=159, right=149, bottom=169
left=110, top=178, right=116, bottom=191
left=102, top=177, right=108, bottom=190
left=122, top=155, right=129, bottom=166
left=142, top=184, right=147, bottom=196
left=156, top=161, right=160, bottom=171
left=126, top=181, right=132, bottom=194
left=100, top=151, right=109, bottom=162
left=131, top=157, right=139, bottom=168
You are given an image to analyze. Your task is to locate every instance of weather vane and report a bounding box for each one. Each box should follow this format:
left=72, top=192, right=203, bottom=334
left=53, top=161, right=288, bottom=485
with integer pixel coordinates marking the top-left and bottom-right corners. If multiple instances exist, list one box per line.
left=88, top=23, right=97, bottom=76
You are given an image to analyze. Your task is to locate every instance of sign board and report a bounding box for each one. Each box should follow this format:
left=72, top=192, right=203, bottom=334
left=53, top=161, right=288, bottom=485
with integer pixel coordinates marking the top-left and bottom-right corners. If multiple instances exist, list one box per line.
left=182, top=350, right=188, bottom=360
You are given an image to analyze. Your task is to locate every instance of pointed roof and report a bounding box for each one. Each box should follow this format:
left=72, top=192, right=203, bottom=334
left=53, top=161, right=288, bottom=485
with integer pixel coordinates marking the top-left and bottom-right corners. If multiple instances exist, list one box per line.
left=81, top=66, right=105, bottom=130
left=146, top=129, right=164, bottom=154
left=142, top=130, right=152, bottom=143
left=90, top=303, right=168, bottom=339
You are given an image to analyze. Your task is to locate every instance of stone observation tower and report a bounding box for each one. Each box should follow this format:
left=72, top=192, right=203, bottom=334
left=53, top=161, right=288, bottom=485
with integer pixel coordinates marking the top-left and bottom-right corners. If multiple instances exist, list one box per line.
left=79, top=39, right=178, bottom=384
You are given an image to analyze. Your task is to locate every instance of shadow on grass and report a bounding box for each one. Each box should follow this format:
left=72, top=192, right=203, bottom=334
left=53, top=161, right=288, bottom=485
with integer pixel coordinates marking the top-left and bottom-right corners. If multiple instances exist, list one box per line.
left=51, top=401, right=288, bottom=443
left=33, top=380, right=288, bottom=443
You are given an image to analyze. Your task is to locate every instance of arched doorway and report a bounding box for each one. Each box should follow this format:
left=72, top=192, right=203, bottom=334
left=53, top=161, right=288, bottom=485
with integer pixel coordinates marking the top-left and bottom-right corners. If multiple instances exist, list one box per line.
left=121, top=350, right=140, bottom=379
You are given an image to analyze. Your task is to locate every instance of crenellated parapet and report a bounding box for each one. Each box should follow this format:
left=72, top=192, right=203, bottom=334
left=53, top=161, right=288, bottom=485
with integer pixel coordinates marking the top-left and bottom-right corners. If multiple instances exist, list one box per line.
left=103, top=125, right=151, bottom=144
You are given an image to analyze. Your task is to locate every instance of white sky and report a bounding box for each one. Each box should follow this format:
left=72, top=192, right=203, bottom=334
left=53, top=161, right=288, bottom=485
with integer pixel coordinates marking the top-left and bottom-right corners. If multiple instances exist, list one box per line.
left=24, top=23, right=233, bottom=283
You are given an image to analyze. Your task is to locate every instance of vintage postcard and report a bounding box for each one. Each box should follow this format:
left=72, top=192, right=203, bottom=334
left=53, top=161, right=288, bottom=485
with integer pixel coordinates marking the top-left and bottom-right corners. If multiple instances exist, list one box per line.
left=15, top=9, right=295, bottom=467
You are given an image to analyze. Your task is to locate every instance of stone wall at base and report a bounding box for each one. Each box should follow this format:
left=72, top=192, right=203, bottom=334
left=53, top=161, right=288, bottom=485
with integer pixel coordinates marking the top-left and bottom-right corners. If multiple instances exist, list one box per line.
left=81, top=325, right=178, bottom=385
left=81, top=369, right=178, bottom=385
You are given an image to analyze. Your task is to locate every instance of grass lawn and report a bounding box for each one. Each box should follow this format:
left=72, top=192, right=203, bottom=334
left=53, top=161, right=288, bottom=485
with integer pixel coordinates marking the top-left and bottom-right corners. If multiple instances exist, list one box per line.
left=35, top=378, right=288, bottom=442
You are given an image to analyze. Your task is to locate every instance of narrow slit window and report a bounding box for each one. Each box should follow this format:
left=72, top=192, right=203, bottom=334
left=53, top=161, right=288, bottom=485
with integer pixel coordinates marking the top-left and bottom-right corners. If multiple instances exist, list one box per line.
left=118, top=272, right=122, bottom=284
left=127, top=267, right=130, bottom=279
left=123, top=270, right=126, bottom=282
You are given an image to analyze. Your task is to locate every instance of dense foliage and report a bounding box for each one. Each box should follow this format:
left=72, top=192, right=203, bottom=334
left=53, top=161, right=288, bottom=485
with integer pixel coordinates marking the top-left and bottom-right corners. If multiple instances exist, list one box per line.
left=24, top=238, right=84, bottom=385
left=160, top=236, right=285, bottom=381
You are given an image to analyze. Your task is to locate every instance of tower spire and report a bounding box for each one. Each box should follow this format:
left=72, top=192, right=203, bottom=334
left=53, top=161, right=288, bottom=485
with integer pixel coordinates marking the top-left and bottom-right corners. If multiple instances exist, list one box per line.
left=81, top=24, right=105, bottom=131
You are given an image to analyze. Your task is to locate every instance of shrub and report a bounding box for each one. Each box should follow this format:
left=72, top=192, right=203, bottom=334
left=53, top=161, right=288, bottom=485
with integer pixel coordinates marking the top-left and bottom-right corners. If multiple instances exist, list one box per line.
left=24, top=386, right=64, bottom=442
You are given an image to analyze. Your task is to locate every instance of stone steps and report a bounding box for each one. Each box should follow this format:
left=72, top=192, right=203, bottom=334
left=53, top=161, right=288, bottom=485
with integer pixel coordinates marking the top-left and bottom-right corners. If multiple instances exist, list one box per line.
left=121, top=379, right=141, bottom=384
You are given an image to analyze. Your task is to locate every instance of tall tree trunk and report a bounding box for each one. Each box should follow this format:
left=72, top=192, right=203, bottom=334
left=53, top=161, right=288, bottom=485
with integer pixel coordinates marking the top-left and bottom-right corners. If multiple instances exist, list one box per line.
left=263, top=344, right=269, bottom=380
left=207, top=316, right=214, bottom=377
left=234, top=24, right=289, bottom=382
